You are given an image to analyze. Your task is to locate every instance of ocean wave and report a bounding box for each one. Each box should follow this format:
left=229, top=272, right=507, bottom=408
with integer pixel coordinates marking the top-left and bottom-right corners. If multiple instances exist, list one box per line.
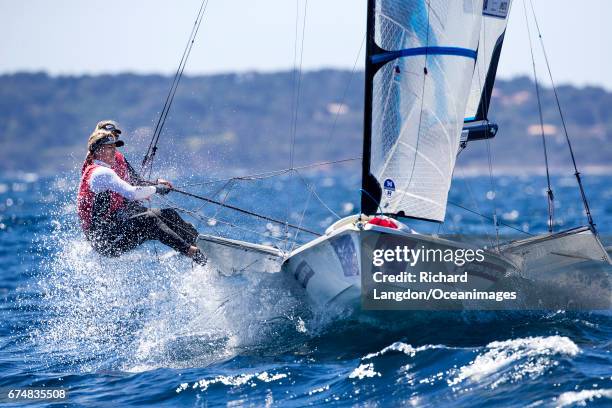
left=555, top=388, right=612, bottom=407
left=176, top=371, right=289, bottom=393
left=448, top=336, right=579, bottom=389
left=363, top=341, right=449, bottom=360
left=349, top=363, right=381, bottom=380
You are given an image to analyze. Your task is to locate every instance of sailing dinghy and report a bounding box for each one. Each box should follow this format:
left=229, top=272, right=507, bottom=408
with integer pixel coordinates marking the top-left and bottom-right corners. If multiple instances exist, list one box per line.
left=192, top=0, right=610, bottom=311
left=131, top=0, right=609, bottom=310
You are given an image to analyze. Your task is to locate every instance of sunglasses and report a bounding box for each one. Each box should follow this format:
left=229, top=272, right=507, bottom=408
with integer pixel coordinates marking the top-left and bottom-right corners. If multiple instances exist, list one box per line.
left=90, top=136, right=123, bottom=152
left=100, top=123, right=121, bottom=133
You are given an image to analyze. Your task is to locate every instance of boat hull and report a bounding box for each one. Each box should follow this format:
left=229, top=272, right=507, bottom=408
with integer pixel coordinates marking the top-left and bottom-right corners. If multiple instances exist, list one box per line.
left=282, top=221, right=520, bottom=310
left=196, top=234, right=285, bottom=275
left=196, top=221, right=611, bottom=311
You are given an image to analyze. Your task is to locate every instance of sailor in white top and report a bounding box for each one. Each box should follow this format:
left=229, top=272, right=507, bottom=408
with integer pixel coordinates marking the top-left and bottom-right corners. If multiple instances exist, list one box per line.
left=89, top=160, right=156, bottom=201
left=78, top=129, right=207, bottom=265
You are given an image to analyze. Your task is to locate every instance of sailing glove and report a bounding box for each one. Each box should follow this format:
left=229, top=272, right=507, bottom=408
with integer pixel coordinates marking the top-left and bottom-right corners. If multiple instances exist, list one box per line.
left=155, top=184, right=172, bottom=195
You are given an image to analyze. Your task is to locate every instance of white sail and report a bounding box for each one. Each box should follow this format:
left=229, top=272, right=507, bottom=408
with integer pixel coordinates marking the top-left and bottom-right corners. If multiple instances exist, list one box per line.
left=465, top=0, right=513, bottom=121
left=366, top=0, right=482, bottom=221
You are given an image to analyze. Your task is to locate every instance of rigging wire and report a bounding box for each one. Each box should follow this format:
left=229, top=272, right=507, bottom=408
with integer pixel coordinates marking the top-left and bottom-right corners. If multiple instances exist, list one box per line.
left=192, top=179, right=234, bottom=230
left=523, top=0, right=554, bottom=234
left=448, top=200, right=534, bottom=237
left=169, top=186, right=321, bottom=236
left=285, top=0, right=309, bottom=246
left=208, top=181, right=235, bottom=225
left=289, top=0, right=309, bottom=171
left=294, top=169, right=341, bottom=220
left=457, top=168, right=495, bottom=249
left=158, top=195, right=293, bottom=245
left=290, top=189, right=313, bottom=253
left=288, top=0, right=301, bottom=166
left=527, top=0, right=595, bottom=231
left=360, top=188, right=384, bottom=215
left=284, top=0, right=302, bottom=246
left=196, top=179, right=235, bottom=233
left=141, top=0, right=211, bottom=178
left=485, top=139, right=500, bottom=248
left=174, top=157, right=361, bottom=188
left=324, top=33, right=366, bottom=146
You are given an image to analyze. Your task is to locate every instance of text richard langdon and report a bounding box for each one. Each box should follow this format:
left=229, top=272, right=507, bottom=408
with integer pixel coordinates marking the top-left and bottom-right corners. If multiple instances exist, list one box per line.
left=366, top=245, right=517, bottom=306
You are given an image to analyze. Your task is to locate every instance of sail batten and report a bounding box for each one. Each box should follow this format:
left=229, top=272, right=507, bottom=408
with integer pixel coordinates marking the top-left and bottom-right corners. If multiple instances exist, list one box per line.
left=361, top=0, right=483, bottom=222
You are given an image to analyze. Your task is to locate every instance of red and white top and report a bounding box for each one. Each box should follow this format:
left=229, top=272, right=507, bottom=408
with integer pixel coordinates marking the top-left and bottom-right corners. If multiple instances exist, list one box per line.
left=77, top=160, right=155, bottom=231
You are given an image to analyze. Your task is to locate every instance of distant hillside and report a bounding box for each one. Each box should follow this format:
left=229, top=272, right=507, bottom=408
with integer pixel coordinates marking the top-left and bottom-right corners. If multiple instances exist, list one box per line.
left=1, top=71, right=610, bottom=175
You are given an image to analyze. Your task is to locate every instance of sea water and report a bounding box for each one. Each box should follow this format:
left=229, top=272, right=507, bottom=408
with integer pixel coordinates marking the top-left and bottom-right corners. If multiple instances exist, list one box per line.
left=0, top=170, right=611, bottom=407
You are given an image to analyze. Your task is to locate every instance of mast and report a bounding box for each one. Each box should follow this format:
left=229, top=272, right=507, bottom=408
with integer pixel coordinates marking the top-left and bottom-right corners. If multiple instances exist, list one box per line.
left=360, top=0, right=381, bottom=216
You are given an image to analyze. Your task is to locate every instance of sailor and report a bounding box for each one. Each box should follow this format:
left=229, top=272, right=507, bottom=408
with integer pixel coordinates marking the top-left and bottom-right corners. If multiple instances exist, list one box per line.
left=77, top=129, right=207, bottom=265
left=81, top=120, right=150, bottom=186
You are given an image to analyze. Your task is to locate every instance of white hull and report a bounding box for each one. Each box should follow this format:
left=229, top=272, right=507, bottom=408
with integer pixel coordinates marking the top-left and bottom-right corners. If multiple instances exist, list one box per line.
left=197, top=217, right=611, bottom=311
left=282, top=217, right=520, bottom=310
left=197, top=234, right=285, bottom=275
left=500, top=226, right=611, bottom=274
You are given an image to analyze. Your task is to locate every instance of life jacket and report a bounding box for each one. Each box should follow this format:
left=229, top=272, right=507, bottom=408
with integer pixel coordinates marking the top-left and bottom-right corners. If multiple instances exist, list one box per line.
left=77, top=162, right=125, bottom=231
left=80, top=151, right=130, bottom=182
left=113, top=151, right=130, bottom=182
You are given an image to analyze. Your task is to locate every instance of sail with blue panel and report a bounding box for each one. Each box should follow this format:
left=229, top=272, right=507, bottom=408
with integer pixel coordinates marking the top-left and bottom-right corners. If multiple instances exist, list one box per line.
left=361, top=0, right=483, bottom=222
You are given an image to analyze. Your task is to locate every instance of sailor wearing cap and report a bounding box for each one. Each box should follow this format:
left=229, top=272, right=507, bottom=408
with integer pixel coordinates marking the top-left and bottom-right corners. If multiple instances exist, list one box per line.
left=93, top=120, right=132, bottom=182
left=81, top=120, right=172, bottom=190
left=83, top=120, right=170, bottom=187
left=77, top=128, right=206, bottom=264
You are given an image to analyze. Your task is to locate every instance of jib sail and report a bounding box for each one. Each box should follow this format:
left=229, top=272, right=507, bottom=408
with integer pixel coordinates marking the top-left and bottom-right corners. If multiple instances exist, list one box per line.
left=465, top=0, right=513, bottom=122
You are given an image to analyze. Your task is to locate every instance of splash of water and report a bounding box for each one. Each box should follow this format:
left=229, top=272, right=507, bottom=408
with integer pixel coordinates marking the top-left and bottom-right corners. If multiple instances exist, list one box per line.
left=32, top=215, right=311, bottom=372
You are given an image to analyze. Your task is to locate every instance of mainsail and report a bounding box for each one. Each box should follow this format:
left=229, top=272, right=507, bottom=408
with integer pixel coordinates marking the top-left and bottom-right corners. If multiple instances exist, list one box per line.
left=465, top=0, right=513, bottom=122
left=361, top=0, right=483, bottom=221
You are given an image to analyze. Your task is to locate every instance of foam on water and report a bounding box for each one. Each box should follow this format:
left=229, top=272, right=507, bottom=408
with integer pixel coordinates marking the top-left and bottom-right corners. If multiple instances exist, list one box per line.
left=554, top=388, right=612, bottom=407
left=176, top=371, right=289, bottom=393
left=349, top=363, right=381, bottom=379
left=363, top=341, right=448, bottom=360
left=448, top=336, right=579, bottom=389
left=341, top=335, right=584, bottom=400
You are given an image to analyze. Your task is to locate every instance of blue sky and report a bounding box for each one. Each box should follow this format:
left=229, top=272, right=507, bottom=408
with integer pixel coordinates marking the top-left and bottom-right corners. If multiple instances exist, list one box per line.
left=1, top=0, right=610, bottom=89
